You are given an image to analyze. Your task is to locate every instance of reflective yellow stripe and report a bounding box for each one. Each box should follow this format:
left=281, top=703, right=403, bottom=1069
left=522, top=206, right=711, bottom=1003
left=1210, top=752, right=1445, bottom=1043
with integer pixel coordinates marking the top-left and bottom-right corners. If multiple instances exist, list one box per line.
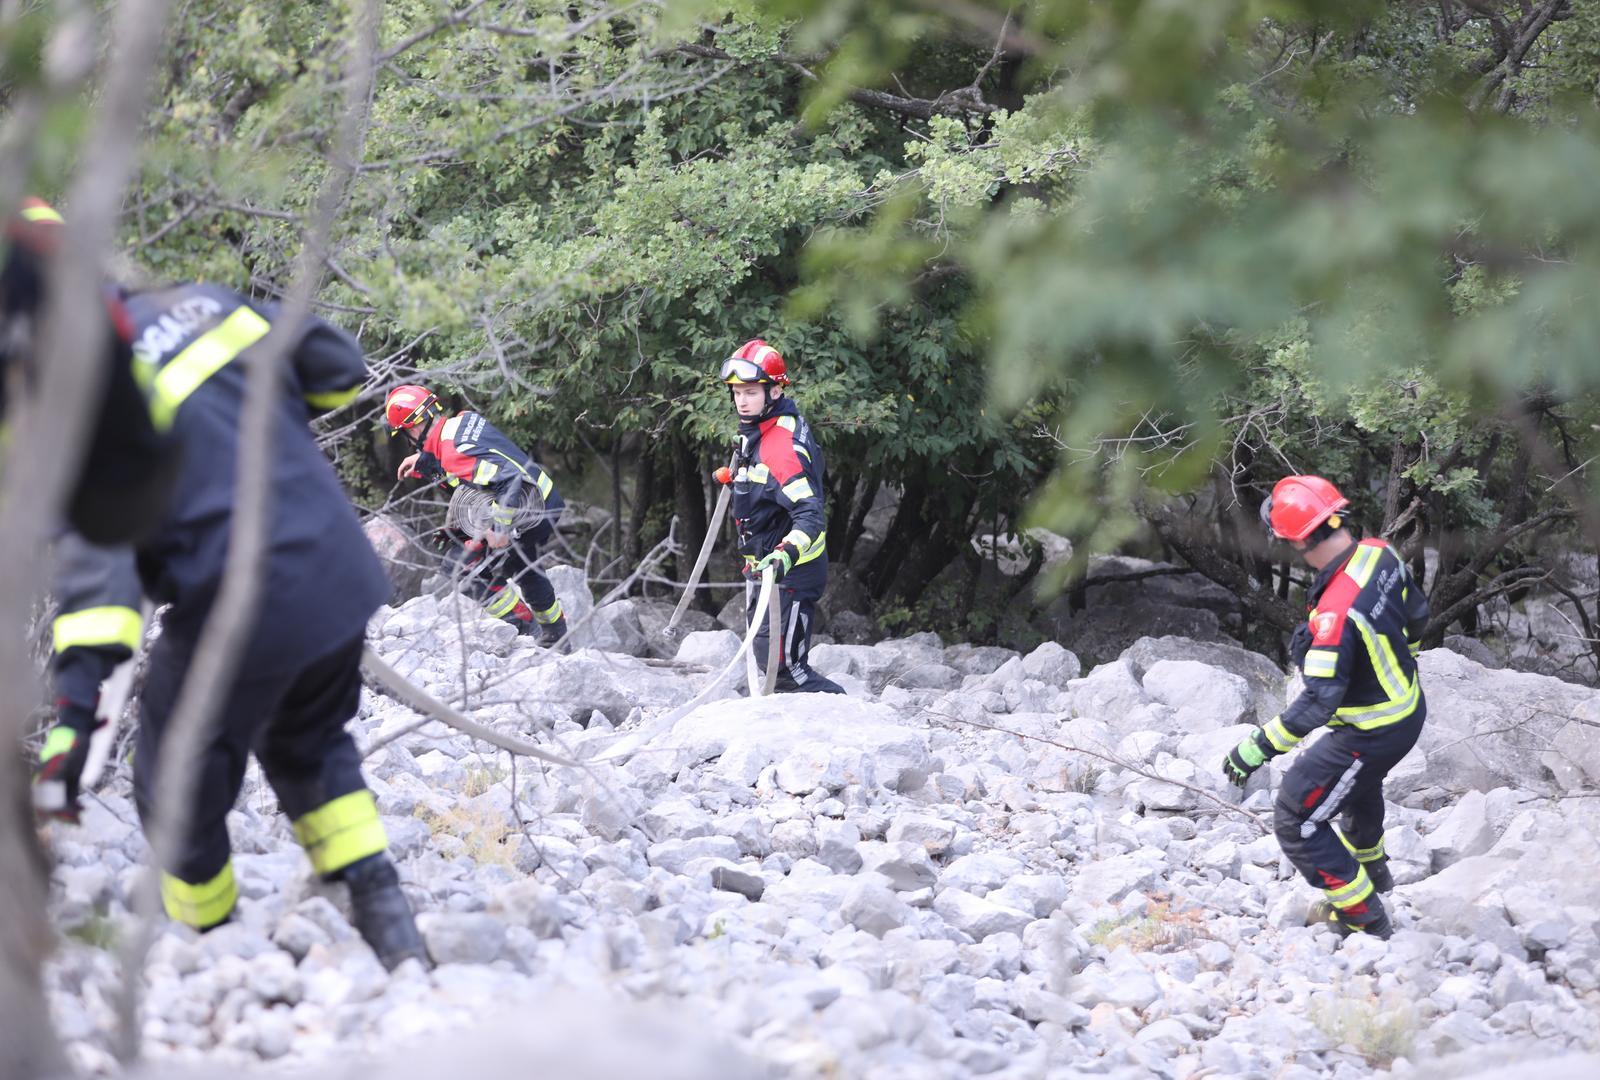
left=775, top=416, right=796, bottom=432
left=1261, top=716, right=1302, bottom=753
left=473, top=460, right=500, bottom=485
left=1302, top=648, right=1339, bottom=678
left=796, top=531, right=827, bottom=566
left=489, top=502, right=514, bottom=526
left=53, top=606, right=143, bottom=653
left=291, top=790, right=387, bottom=876
left=535, top=469, right=554, bottom=499
left=442, top=415, right=463, bottom=441
left=534, top=599, right=563, bottom=624
left=782, top=528, right=814, bottom=551
left=484, top=583, right=523, bottom=618
left=1347, top=611, right=1407, bottom=701
left=1322, top=865, right=1375, bottom=909
left=1408, top=640, right=1421, bottom=657
left=41, top=726, right=77, bottom=762
left=795, top=444, right=811, bottom=461
left=782, top=478, right=815, bottom=502
left=1343, top=545, right=1383, bottom=589
left=162, top=862, right=238, bottom=928
left=148, top=307, right=271, bottom=431
left=1333, top=676, right=1419, bottom=729
left=304, top=385, right=361, bottom=411
left=22, top=204, right=63, bottom=223
left=747, top=463, right=770, bottom=484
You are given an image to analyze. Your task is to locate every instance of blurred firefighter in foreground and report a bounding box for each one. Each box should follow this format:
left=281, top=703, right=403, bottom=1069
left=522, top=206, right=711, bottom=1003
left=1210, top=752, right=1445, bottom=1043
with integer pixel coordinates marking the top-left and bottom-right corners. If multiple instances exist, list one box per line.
left=387, top=384, right=569, bottom=645
left=6, top=200, right=428, bottom=970
left=719, top=340, right=845, bottom=695
left=1222, top=475, right=1429, bottom=940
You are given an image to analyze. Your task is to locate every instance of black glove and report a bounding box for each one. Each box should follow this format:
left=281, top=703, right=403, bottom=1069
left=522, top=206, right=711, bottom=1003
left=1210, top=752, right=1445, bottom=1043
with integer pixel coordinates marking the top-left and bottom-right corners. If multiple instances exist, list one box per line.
left=35, top=703, right=97, bottom=822
left=1289, top=623, right=1314, bottom=669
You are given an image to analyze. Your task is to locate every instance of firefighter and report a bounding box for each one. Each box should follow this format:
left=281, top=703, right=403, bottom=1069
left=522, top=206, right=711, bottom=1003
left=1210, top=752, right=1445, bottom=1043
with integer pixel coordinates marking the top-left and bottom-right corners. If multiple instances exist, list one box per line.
left=386, top=384, right=569, bottom=645
left=720, top=339, right=845, bottom=695
left=0, top=198, right=178, bottom=543
left=26, top=271, right=429, bottom=970
left=1222, top=475, right=1429, bottom=940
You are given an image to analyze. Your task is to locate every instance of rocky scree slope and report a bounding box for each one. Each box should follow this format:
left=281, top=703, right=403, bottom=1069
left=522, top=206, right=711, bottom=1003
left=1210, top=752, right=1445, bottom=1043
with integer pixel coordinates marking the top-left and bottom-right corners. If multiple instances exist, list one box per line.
left=39, top=579, right=1600, bottom=1078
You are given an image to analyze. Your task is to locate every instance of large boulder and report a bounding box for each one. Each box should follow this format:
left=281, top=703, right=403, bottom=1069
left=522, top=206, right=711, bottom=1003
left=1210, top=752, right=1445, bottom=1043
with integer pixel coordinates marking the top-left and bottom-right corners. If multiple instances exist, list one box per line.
left=546, top=565, right=596, bottom=646
left=585, top=599, right=651, bottom=657
left=1140, top=660, right=1252, bottom=730
left=1121, top=635, right=1288, bottom=726
left=1411, top=649, right=1600, bottom=796
left=1401, top=801, right=1600, bottom=955
left=663, top=695, right=933, bottom=794
left=494, top=651, right=695, bottom=725
left=363, top=513, right=430, bottom=602
left=1044, top=601, right=1225, bottom=669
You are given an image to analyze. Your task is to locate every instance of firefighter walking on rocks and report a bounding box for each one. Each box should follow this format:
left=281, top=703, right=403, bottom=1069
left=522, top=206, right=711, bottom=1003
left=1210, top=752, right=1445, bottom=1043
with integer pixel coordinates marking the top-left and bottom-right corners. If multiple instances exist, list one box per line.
left=387, top=384, right=569, bottom=646
left=12, top=223, right=429, bottom=968
left=720, top=339, right=845, bottom=695
left=1222, top=475, right=1429, bottom=940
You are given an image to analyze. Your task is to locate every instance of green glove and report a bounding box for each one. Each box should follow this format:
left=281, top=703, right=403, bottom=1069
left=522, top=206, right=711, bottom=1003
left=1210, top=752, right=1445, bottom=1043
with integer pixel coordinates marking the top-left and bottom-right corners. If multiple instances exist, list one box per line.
left=35, top=710, right=95, bottom=821
left=756, top=541, right=802, bottom=582
left=1222, top=729, right=1273, bottom=788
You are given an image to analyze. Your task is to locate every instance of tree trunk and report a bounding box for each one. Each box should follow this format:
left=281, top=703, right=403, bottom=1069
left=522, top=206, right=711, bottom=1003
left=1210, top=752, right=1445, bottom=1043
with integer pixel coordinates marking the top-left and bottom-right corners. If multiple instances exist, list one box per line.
left=626, top=441, right=657, bottom=572
left=865, top=479, right=928, bottom=600
left=840, top=467, right=880, bottom=566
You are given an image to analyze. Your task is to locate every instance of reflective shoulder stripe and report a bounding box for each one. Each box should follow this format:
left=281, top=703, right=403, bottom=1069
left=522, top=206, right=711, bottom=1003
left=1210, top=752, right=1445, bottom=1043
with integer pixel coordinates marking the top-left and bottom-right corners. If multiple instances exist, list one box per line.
left=1261, top=715, right=1302, bottom=753
left=535, top=469, right=554, bottom=498
left=1343, top=545, right=1384, bottom=589
left=161, top=862, right=238, bottom=929
left=441, top=415, right=463, bottom=441
left=795, top=444, right=812, bottom=461
left=291, top=790, right=388, bottom=876
left=782, top=477, right=815, bottom=502
left=775, top=416, right=797, bottom=431
left=748, top=463, right=770, bottom=483
left=1302, top=648, right=1339, bottom=678
left=149, top=306, right=271, bottom=431
left=473, top=459, right=500, bottom=485
left=305, top=385, right=361, bottom=411
left=53, top=605, right=143, bottom=653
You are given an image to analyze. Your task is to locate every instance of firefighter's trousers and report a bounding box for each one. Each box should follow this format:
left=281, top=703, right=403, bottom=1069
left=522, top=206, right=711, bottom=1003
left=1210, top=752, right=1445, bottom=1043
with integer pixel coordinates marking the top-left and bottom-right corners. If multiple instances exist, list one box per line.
left=746, top=569, right=845, bottom=695
left=133, top=633, right=386, bottom=929
left=1274, top=697, right=1425, bottom=922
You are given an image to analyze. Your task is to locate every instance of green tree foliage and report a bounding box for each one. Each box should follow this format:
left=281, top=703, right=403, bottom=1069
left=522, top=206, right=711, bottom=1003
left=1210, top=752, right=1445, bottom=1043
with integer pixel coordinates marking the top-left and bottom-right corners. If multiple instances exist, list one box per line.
left=115, top=0, right=1600, bottom=658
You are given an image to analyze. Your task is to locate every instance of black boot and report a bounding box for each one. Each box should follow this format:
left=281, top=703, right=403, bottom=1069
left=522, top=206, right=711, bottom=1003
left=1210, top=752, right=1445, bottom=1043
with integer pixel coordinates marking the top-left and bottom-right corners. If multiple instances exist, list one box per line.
left=1307, top=893, right=1394, bottom=940
left=1364, top=857, right=1394, bottom=894
left=343, top=855, right=431, bottom=971
left=539, top=615, right=568, bottom=649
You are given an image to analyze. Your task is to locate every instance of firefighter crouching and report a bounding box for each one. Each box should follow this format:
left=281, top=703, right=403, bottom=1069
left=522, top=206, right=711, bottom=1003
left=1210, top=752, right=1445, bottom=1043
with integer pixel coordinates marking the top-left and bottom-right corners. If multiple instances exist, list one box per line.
left=388, top=384, right=569, bottom=646
left=1222, top=475, right=1429, bottom=940
left=29, top=270, right=428, bottom=969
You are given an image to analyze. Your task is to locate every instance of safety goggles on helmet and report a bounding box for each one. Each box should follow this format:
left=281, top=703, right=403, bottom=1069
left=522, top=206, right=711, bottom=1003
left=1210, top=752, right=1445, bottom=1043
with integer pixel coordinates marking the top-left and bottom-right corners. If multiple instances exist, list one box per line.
left=720, top=357, right=770, bottom=384
left=392, top=398, right=433, bottom=432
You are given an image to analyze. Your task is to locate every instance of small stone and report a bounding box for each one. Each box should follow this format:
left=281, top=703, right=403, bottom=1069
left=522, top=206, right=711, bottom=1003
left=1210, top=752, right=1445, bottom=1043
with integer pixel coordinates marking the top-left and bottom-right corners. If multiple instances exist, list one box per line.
left=417, top=912, right=506, bottom=965
left=841, top=879, right=915, bottom=937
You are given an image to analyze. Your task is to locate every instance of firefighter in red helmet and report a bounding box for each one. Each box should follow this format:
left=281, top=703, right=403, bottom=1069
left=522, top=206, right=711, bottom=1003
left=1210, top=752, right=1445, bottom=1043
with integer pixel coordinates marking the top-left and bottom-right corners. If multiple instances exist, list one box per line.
left=1222, top=475, right=1430, bottom=939
left=387, top=384, right=569, bottom=644
left=720, top=339, right=845, bottom=694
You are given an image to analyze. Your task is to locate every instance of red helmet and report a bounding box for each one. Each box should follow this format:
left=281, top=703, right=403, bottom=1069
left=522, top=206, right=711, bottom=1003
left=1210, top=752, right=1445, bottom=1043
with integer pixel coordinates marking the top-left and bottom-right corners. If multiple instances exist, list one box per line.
left=1262, top=475, right=1350, bottom=542
left=385, top=383, right=443, bottom=436
left=720, top=339, right=789, bottom=387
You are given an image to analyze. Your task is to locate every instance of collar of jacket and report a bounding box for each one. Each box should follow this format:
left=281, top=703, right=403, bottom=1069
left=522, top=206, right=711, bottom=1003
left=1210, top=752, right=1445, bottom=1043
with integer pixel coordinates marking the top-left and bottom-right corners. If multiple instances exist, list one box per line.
left=1306, top=539, right=1360, bottom=607
left=738, top=393, right=799, bottom=435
